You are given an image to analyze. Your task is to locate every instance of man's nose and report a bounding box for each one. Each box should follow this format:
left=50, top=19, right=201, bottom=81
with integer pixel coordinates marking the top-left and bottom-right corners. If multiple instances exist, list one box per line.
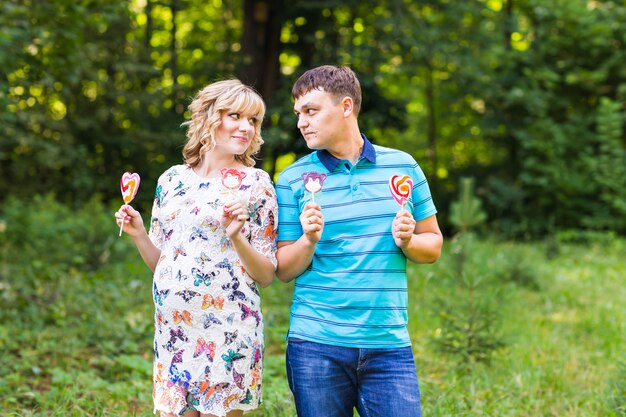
left=297, top=115, right=308, bottom=129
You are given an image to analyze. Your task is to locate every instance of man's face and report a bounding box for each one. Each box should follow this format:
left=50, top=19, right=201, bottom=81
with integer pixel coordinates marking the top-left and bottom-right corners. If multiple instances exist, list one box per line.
left=293, top=89, right=345, bottom=150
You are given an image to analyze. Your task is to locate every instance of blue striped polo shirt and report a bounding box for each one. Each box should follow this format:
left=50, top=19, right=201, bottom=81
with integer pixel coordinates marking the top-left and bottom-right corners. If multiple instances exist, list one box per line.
left=276, top=135, right=437, bottom=348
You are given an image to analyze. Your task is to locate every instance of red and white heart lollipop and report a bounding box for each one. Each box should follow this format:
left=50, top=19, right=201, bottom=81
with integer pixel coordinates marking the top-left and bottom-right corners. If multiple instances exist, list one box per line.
left=389, top=174, right=413, bottom=209
left=119, top=172, right=140, bottom=236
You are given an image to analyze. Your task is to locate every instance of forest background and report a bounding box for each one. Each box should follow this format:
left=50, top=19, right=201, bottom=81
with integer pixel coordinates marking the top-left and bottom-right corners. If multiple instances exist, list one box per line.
left=0, top=0, right=625, bottom=416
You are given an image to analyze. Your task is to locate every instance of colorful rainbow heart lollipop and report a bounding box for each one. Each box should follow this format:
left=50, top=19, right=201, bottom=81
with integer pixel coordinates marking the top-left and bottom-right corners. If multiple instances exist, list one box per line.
left=119, top=172, right=140, bottom=236
left=302, top=172, right=327, bottom=203
left=389, top=174, right=413, bottom=209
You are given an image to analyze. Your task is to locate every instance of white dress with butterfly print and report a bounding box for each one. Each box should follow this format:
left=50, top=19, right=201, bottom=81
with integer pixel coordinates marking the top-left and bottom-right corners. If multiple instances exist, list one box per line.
left=148, top=164, right=277, bottom=416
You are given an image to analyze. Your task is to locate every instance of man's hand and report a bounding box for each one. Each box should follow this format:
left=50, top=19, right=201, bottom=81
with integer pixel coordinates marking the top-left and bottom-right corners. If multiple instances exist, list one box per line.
left=300, top=202, right=324, bottom=244
left=392, top=209, right=416, bottom=248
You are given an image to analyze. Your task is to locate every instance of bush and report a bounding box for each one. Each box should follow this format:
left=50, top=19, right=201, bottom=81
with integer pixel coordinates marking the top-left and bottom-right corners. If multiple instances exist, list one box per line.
left=0, top=194, right=131, bottom=307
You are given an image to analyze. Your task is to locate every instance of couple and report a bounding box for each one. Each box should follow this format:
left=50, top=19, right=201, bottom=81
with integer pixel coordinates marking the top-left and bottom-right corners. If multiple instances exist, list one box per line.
left=115, top=65, right=443, bottom=417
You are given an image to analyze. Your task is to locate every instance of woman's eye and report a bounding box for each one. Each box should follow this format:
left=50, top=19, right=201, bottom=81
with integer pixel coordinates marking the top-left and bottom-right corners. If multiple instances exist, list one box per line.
left=229, top=113, right=240, bottom=119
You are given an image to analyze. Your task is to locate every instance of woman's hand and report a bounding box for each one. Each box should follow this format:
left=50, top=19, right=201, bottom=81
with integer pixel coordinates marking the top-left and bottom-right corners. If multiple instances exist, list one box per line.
left=221, top=201, right=249, bottom=240
left=115, top=204, right=145, bottom=237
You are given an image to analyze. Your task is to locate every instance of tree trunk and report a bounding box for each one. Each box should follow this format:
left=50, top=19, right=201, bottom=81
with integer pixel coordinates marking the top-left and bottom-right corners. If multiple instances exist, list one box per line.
left=240, top=0, right=283, bottom=167
left=504, top=0, right=513, bottom=50
left=239, top=0, right=281, bottom=101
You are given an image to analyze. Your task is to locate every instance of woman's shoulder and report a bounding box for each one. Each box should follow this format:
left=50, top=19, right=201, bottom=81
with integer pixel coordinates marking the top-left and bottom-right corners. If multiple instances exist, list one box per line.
left=245, top=167, right=276, bottom=201
left=247, top=167, right=273, bottom=184
left=157, top=164, right=189, bottom=182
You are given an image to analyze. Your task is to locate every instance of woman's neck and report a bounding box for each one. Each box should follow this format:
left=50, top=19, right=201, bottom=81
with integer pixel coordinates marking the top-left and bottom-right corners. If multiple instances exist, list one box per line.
left=192, top=152, right=243, bottom=178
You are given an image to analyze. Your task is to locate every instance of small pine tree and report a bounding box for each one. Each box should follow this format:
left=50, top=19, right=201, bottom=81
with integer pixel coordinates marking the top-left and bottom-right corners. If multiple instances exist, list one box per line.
left=449, top=177, right=487, bottom=234
left=432, top=177, right=504, bottom=370
left=584, top=97, right=626, bottom=232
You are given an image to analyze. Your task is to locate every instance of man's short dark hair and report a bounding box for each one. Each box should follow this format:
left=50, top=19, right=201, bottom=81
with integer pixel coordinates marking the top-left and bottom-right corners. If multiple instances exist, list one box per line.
left=292, top=65, right=362, bottom=116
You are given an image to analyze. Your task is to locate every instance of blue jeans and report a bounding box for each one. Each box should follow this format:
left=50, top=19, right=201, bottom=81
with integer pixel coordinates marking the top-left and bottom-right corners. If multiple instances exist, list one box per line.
left=286, top=339, right=422, bottom=417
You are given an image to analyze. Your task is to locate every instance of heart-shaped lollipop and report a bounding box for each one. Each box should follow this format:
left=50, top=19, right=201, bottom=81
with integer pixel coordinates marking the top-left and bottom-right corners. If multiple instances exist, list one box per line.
left=389, top=174, right=413, bottom=209
left=121, top=172, right=141, bottom=203
left=302, top=172, right=327, bottom=202
left=119, top=172, right=141, bottom=236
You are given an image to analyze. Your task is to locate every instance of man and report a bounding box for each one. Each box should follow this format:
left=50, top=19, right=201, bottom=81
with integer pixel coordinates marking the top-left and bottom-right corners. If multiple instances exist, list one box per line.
left=275, top=65, right=443, bottom=417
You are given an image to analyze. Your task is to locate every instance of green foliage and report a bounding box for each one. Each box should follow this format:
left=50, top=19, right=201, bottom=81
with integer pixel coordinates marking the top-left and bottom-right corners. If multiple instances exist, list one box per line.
left=449, top=177, right=487, bottom=234
left=432, top=233, right=504, bottom=369
left=482, top=176, right=530, bottom=238
left=607, top=358, right=626, bottom=417
left=433, top=182, right=501, bottom=369
left=583, top=97, right=626, bottom=231
left=0, top=194, right=127, bottom=309
left=1, top=208, right=625, bottom=415
left=477, top=0, right=626, bottom=236
left=2, top=0, right=626, bottom=235
left=494, top=244, right=540, bottom=290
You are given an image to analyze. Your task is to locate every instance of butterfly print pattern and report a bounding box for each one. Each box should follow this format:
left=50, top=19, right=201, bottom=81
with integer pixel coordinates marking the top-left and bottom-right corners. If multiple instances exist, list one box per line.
left=147, top=165, right=277, bottom=416
left=202, top=294, right=224, bottom=310
left=176, top=290, right=201, bottom=303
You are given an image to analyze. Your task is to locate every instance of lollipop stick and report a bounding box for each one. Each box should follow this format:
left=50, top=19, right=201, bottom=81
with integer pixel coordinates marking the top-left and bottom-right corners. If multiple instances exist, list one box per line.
left=119, top=219, right=125, bottom=237
left=311, top=192, right=315, bottom=203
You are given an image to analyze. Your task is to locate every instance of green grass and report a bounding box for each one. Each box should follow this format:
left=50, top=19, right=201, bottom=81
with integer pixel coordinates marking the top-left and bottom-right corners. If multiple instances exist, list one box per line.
left=1, top=238, right=624, bottom=416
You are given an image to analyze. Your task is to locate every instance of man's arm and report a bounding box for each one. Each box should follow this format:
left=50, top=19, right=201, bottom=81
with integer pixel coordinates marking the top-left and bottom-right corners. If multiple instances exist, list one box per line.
left=275, top=202, right=324, bottom=282
left=392, top=212, right=443, bottom=263
left=275, top=239, right=316, bottom=283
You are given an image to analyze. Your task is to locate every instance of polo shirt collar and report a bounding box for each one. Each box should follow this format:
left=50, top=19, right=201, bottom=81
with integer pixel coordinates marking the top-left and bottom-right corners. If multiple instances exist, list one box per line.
left=316, top=134, right=376, bottom=172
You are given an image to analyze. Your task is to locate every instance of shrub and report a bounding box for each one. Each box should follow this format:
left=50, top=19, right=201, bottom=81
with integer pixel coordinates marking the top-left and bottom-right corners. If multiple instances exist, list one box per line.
left=0, top=194, right=130, bottom=307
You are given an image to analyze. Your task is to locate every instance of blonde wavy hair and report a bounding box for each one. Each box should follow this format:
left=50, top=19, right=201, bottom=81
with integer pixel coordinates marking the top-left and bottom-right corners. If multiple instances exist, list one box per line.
left=182, top=79, right=266, bottom=167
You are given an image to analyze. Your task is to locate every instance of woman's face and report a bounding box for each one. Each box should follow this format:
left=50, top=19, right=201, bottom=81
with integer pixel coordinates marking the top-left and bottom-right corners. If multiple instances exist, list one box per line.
left=213, top=111, right=257, bottom=156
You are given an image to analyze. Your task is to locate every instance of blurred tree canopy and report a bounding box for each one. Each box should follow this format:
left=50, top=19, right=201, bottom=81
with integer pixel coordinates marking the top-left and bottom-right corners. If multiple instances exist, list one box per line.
left=1, top=0, right=625, bottom=236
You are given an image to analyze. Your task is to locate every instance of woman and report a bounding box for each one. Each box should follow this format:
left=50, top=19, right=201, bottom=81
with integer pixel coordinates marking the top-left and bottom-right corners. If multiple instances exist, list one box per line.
left=115, top=79, right=277, bottom=417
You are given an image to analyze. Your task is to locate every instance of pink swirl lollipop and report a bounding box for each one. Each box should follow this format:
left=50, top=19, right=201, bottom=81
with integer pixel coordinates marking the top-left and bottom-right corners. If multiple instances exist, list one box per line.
left=302, top=172, right=327, bottom=202
left=119, top=172, right=140, bottom=236
left=389, top=174, right=413, bottom=209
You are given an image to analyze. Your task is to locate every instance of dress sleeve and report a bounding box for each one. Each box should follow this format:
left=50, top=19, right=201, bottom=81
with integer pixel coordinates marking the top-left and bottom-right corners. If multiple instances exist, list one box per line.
left=148, top=177, right=165, bottom=250
left=248, top=170, right=278, bottom=268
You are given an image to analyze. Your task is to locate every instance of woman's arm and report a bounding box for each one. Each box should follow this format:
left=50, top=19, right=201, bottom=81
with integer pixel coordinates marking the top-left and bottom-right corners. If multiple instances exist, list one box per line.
left=115, top=204, right=161, bottom=272
left=229, top=231, right=275, bottom=287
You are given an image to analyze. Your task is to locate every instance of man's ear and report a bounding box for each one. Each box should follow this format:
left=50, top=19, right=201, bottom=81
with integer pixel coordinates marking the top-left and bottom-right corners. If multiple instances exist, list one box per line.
left=341, top=96, right=354, bottom=118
